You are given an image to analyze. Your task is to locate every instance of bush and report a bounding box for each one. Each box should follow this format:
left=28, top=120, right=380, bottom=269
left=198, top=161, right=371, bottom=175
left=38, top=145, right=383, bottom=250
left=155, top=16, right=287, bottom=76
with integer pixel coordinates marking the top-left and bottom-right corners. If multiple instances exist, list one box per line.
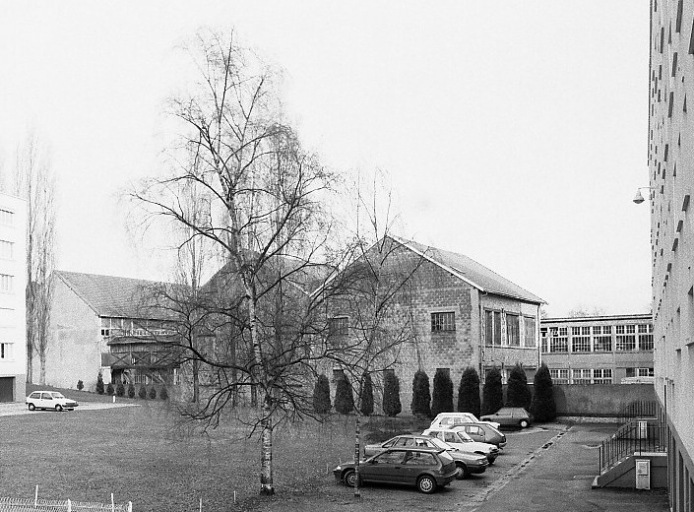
left=382, top=372, right=402, bottom=418
left=457, top=367, right=481, bottom=417
left=160, top=387, right=169, bottom=400
left=127, top=383, right=136, bottom=399
left=312, top=373, right=332, bottom=415
left=149, top=386, right=157, bottom=400
left=106, top=383, right=114, bottom=396
left=530, top=363, right=557, bottom=422
left=410, top=370, right=431, bottom=418
left=96, top=372, right=105, bottom=395
left=482, top=367, right=503, bottom=415
left=77, top=380, right=84, bottom=391
left=431, top=369, right=454, bottom=417
left=334, top=374, right=354, bottom=415
left=116, top=382, right=125, bottom=397
left=138, top=386, right=148, bottom=399
left=359, top=372, right=374, bottom=416
left=506, top=363, right=531, bottom=409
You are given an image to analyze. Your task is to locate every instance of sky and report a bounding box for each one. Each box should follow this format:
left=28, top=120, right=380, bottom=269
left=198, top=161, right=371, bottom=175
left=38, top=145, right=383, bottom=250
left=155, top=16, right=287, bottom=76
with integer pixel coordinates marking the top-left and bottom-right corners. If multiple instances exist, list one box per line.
left=0, top=1, right=652, bottom=317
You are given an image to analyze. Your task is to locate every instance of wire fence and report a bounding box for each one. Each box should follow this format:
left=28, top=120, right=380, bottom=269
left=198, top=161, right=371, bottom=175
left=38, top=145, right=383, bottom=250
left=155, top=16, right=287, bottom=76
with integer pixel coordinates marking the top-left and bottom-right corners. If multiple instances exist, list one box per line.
left=0, top=497, right=132, bottom=512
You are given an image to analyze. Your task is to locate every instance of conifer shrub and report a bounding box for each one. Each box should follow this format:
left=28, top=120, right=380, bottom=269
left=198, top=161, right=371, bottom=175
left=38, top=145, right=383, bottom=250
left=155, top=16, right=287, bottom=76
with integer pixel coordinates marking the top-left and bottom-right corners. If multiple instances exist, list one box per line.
left=457, top=366, right=481, bottom=417
left=312, top=373, right=332, bottom=415
left=411, top=370, right=431, bottom=418
left=96, top=372, right=105, bottom=395
left=431, top=368, right=454, bottom=417
left=106, top=383, right=114, bottom=396
left=359, top=372, right=374, bottom=416
left=382, top=371, right=402, bottom=417
left=77, top=380, right=84, bottom=391
left=160, top=387, right=169, bottom=400
left=482, top=367, right=503, bottom=415
left=530, top=363, right=557, bottom=422
left=149, top=386, right=157, bottom=400
left=334, top=373, right=354, bottom=415
left=116, top=382, right=125, bottom=397
left=127, top=383, right=136, bottom=399
left=138, top=385, right=147, bottom=399
left=506, top=363, right=532, bottom=409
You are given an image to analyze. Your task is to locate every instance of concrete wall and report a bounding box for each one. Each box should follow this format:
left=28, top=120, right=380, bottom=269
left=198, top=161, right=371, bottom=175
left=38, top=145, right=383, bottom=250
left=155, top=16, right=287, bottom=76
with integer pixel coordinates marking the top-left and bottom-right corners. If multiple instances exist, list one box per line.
left=553, top=384, right=656, bottom=418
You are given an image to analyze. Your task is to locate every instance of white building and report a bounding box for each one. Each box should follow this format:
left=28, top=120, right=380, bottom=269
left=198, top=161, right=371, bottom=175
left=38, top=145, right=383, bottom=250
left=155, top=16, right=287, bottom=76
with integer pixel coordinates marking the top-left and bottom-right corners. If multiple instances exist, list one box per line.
left=0, top=192, right=26, bottom=402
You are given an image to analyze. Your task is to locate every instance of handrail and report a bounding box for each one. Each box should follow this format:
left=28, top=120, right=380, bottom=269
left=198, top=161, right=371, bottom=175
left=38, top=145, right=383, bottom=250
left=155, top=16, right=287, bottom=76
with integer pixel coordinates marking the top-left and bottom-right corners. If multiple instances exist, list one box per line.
left=598, top=421, right=667, bottom=473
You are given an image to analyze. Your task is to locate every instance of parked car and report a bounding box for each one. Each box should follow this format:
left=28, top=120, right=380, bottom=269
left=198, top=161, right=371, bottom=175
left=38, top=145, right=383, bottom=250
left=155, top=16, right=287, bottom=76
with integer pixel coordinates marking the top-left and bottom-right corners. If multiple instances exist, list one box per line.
left=26, top=391, right=79, bottom=412
left=421, top=427, right=499, bottom=464
left=452, top=422, right=507, bottom=449
left=480, top=407, right=532, bottom=429
left=333, top=447, right=458, bottom=494
left=429, top=412, right=501, bottom=431
left=362, top=434, right=488, bottom=478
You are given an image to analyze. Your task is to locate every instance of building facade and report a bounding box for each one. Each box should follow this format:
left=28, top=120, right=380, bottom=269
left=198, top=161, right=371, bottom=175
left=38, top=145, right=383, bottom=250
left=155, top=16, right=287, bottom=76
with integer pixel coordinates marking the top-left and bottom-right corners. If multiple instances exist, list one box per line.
left=541, top=314, right=654, bottom=384
left=0, top=193, right=26, bottom=402
left=649, top=1, right=694, bottom=510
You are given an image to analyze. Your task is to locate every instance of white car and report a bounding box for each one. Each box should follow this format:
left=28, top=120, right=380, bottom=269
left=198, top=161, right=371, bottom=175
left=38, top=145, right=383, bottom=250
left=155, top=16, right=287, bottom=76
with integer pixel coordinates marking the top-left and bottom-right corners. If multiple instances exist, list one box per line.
left=26, top=391, right=79, bottom=412
left=429, top=412, right=501, bottom=431
left=422, top=427, right=499, bottom=464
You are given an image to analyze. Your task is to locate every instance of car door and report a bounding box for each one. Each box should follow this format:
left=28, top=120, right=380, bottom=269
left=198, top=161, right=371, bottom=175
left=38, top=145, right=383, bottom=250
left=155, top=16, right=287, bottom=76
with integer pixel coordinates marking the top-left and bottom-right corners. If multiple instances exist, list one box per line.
left=39, top=392, right=53, bottom=409
left=401, top=451, right=438, bottom=485
left=361, top=450, right=407, bottom=484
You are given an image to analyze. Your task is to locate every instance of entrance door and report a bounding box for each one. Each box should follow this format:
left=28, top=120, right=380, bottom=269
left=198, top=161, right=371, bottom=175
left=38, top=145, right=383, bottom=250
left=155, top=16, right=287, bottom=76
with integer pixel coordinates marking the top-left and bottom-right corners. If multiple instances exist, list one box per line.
left=0, top=377, right=14, bottom=402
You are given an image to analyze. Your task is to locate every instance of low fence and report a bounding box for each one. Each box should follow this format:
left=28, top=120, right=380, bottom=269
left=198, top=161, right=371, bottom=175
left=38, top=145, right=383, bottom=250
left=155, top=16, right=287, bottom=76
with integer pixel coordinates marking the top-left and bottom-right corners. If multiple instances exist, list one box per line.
left=598, top=421, right=667, bottom=473
left=0, top=497, right=131, bottom=512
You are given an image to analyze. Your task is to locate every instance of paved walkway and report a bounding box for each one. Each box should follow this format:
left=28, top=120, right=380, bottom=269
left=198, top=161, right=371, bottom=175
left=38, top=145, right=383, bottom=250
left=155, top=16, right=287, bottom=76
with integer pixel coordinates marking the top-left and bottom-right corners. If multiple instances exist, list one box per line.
left=469, top=423, right=669, bottom=512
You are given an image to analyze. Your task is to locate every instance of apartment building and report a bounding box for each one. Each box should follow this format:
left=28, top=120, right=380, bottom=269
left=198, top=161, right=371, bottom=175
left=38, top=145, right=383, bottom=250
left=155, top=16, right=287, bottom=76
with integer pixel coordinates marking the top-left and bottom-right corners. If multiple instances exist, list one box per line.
left=540, top=314, right=653, bottom=384
left=0, top=193, right=26, bottom=402
left=648, top=1, right=694, bottom=509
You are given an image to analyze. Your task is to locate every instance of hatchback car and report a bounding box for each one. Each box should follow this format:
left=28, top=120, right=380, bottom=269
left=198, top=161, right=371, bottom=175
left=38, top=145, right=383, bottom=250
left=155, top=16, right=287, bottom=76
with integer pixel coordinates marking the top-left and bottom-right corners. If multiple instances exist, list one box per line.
left=363, top=434, right=488, bottom=478
left=333, top=447, right=458, bottom=494
left=429, top=412, right=501, bottom=431
left=480, top=407, right=532, bottom=429
left=422, top=427, right=499, bottom=464
left=452, top=422, right=507, bottom=449
left=26, top=391, right=79, bottom=412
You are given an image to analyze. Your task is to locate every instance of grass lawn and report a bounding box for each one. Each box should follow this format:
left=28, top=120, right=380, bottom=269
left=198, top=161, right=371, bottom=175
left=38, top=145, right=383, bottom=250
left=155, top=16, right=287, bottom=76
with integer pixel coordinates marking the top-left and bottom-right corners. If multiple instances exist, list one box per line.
left=0, top=388, right=425, bottom=512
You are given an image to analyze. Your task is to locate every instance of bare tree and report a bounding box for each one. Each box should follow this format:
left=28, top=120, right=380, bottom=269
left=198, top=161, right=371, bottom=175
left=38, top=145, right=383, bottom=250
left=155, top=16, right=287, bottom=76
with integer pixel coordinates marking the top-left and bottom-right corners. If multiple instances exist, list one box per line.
left=132, top=29, right=335, bottom=495
left=13, top=133, right=57, bottom=385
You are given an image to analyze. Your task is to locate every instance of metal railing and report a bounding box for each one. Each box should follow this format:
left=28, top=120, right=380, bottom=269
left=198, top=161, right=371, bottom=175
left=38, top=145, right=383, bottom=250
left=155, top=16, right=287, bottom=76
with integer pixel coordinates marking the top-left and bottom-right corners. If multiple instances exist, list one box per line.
left=598, top=421, right=667, bottom=473
left=0, top=497, right=131, bottom=512
left=617, top=400, right=658, bottom=424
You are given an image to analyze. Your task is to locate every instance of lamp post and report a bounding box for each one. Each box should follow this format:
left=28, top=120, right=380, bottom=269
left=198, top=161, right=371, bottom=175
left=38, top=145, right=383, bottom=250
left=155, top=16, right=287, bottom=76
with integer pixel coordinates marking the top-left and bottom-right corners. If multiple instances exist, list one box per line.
left=633, top=187, right=655, bottom=204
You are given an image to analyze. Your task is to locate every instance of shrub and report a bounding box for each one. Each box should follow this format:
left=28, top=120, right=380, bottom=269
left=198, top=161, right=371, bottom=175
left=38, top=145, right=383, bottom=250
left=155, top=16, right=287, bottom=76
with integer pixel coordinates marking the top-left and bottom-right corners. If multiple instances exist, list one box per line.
left=410, top=370, right=431, bottom=418
left=506, top=363, right=531, bottom=409
left=482, top=367, right=503, bottom=415
left=431, top=368, right=454, bottom=417
left=382, top=372, right=402, bottom=417
left=77, top=380, right=84, bottom=391
left=359, top=372, right=374, bottom=416
left=96, top=372, right=105, bottom=395
left=116, top=382, right=125, bottom=397
left=530, top=363, right=557, bottom=422
left=334, top=374, right=354, bottom=415
left=127, top=383, right=136, bottom=399
left=106, top=383, right=114, bottom=396
left=160, top=386, right=169, bottom=400
left=138, top=385, right=147, bottom=399
left=312, top=373, right=332, bottom=415
left=457, top=367, right=481, bottom=417
left=149, top=386, right=157, bottom=400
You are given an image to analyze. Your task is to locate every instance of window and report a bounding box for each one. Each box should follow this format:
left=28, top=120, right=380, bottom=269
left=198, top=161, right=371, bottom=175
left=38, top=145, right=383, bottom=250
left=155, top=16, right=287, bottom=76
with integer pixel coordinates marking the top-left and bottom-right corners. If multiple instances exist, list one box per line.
left=626, top=367, right=654, bottom=378
left=524, top=317, right=537, bottom=347
left=549, top=327, right=568, bottom=353
left=593, top=325, right=612, bottom=351
left=431, top=311, right=455, bottom=332
left=485, top=310, right=502, bottom=345
left=549, top=368, right=569, bottom=384
left=593, top=369, right=613, bottom=384
left=0, top=240, right=13, bottom=260
left=0, top=274, right=13, bottom=293
left=676, top=0, right=683, bottom=32
left=0, top=209, right=13, bottom=227
left=506, top=314, right=520, bottom=346
left=328, top=316, right=349, bottom=336
left=616, top=325, right=637, bottom=351
left=405, top=451, right=436, bottom=466
left=0, top=342, right=12, bottom=360
left=374, top=451, right=405, bottom=465
left=638, top=324, right=654, bottom=350
left=571, top=326, right=591, bottom=352
left=571, top=368, right=591, bottom=385
left=541, top=328, right=549, bottom=352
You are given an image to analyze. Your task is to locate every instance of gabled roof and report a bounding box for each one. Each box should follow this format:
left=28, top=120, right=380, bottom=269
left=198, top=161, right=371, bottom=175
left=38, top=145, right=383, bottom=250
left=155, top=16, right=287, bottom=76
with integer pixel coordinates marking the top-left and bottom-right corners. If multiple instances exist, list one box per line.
left=395, top=237, right=545, bottom=305
left=54, top=270, right=180, bottom=319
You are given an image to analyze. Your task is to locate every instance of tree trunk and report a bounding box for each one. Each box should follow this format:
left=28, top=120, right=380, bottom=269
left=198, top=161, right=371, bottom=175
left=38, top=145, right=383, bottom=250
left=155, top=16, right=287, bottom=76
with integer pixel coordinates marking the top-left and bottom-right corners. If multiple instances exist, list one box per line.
left=260, top=397, right=274, bottom=495
left=39, top=349, right=46, bottom=385
left=191, top=357, right=199, bottom=403
left=354, top=414, right=361, bottom=498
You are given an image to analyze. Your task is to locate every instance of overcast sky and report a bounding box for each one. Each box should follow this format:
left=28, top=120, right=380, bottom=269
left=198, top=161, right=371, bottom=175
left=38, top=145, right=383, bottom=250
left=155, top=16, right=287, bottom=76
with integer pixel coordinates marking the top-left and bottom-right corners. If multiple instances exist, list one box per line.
left=0, top=1, right=651, bottom=317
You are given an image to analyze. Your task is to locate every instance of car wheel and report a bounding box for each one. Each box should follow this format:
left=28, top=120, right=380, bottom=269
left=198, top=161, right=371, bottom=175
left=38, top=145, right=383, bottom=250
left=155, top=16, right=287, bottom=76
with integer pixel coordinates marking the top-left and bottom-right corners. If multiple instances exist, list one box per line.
left=55, top=404, right=63, bottom=412
left=519, top=419, right=529, bottom=428
left=28, top=403, right=35, bottom=411
left=455, top=463, right=469, bottom=480
left=417, top=475, right=437, bottom=494
left=344, top=470, right=360, bottom=488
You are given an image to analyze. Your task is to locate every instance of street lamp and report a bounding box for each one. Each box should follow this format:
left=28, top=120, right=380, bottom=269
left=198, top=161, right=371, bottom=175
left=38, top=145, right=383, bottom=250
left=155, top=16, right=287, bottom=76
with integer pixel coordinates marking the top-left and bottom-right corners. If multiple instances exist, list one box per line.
left=633, top=187, right=655, bottom=204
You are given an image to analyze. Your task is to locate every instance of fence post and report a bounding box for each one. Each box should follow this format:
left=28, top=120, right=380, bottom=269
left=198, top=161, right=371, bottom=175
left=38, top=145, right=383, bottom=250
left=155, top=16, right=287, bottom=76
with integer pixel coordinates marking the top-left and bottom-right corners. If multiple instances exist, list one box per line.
left=128, top=502, right=132, bottom=512
left=67, top=498, right=72, bottom=512
left=111, top=493, right=115, bottom=512
left=35, top=485, right=38, bottom=508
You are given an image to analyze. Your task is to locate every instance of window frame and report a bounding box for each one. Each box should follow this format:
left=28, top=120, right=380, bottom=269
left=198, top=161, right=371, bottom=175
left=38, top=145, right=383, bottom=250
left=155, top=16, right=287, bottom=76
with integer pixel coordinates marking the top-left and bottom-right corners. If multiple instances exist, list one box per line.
left=431, top=311, right=456, bottom=332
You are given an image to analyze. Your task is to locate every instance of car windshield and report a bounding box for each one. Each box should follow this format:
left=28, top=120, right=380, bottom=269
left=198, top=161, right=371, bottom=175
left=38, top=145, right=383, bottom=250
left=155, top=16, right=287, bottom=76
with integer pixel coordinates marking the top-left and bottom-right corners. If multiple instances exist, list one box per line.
left=50, top=393, right=65, bottom=399
left=428, top=437, right=453, bottom=450
left=454, top=431, right=474, bottom=443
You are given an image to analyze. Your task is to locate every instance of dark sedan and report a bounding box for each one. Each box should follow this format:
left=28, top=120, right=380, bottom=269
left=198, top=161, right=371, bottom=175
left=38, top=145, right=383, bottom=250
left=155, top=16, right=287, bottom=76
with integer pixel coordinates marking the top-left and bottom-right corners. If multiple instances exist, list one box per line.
left=333, top=447, right=458, bottom=494
left=481, top=407, right=533, bottom=429
left=453, top=423, right=507, bottom=449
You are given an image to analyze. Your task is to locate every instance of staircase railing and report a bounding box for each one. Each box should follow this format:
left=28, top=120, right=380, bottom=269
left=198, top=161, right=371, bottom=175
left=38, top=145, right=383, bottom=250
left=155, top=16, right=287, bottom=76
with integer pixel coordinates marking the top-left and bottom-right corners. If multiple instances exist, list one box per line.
left=598, top=421, right=667, bottom=473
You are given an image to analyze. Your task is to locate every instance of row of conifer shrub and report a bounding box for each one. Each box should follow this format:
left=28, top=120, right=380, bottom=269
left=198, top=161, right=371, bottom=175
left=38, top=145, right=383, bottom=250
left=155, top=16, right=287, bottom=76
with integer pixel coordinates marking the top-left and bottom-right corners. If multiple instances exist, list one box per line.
left=94, top=372, right=169, bottom=400
left=313, top=363, right=556, bottom=422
